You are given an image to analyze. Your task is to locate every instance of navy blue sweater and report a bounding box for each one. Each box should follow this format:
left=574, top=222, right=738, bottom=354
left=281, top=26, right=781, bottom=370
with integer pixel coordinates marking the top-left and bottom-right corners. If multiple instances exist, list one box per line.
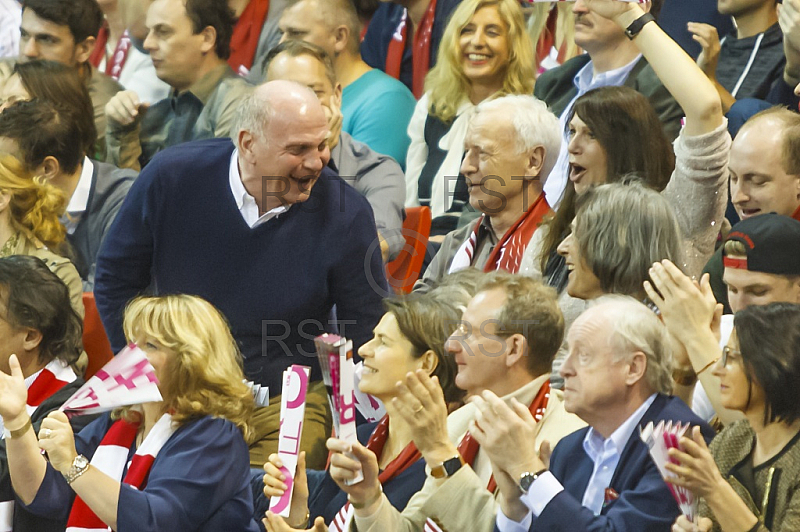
left=95, top=138, right=387, bottom=393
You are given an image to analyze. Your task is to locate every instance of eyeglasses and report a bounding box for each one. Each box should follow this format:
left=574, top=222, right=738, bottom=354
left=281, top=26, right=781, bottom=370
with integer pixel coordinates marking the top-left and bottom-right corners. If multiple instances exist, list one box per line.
left=720, top=346, right=742, bottom=368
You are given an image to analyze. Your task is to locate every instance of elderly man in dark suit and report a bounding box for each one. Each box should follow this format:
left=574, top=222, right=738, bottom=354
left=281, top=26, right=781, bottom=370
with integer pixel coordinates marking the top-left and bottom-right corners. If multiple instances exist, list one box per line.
left=472, top=298, right=714, bottom=532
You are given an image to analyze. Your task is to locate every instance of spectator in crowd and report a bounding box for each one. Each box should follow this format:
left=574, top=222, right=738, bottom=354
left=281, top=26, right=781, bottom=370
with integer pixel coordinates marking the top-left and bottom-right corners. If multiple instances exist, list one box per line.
left=276, top=0, right=416, bottom=168
left=104, top=0, right=252, bottom=170
left=483, top=298, right=713, bottom=531
left=94, top=81, right=386, bottom=470
left=415, top=94, right=560, bottom=289
left=0, top=60, right=103, bottom=158
left=3, top=0, right=123, bottom=156
left=0, top=99, right=136, bottom=290
left=88, top=0, right=171, bottom=104
left=0, top=255, right=91, bottom=532
left=263, top=40, right=406, bottom=261
left=0, top=294, right=261, bottom=532
left=406, top=0, right=535, bottom=238
left=557, top=181, right=683, bottom=305
left=520, top=0, right=727, bottom=384
left=328, top=272, right=585, bottom=532
left=0, top=0, right=21, bottom=58
left=361, top=0, right=463, bottom=97
left=670, top=303, right=800, bottom=532
left=0, top=155, right=82, bottom=316
left=648, top=214, right=800, bottom=427
left=688, top=0, right=784, bottom=112
left=226, top=0, right=269, bottom=76
left=535, top=0, right=683, bottom=206
left=703, top=107, right=800, bottom=312
left=260, top=291, right=466, bottom=530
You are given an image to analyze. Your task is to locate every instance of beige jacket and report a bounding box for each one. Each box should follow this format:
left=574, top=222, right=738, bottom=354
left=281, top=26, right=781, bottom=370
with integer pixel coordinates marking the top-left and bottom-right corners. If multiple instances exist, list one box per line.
left=351, top=374, right=586, bottom=532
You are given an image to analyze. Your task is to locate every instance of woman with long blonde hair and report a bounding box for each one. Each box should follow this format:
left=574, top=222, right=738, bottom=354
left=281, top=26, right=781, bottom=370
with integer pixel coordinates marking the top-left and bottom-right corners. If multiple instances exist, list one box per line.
left=526, top=1, right=581, bottom=74
left=0, top=294, right=261, bottom=532
left=0, top=154, right=83, bottom=316
left=404, top=0, right=536, bottom=238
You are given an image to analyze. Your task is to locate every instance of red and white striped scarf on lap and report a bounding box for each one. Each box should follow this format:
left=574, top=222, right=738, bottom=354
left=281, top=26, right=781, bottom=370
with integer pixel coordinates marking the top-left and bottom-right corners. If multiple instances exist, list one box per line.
left=26, top=359, right=77, bottom=415
left=66, top=413, right=175, bottom=532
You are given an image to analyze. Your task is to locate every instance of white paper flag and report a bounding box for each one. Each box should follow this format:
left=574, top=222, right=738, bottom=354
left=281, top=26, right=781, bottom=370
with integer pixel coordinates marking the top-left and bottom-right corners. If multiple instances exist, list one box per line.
left=60, top=344, right=162, bottom=414
left=640, top=421, right=697, bottom=521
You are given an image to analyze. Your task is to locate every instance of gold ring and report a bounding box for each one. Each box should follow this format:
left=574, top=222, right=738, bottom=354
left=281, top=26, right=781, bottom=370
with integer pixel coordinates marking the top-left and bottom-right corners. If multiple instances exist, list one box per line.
left=414, top=405, right=424, bottom=414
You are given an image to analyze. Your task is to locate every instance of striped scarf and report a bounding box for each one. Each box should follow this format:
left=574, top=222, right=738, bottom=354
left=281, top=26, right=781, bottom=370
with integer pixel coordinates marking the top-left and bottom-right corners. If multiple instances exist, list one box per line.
left=66, top=414, right=175, bottom=532
left=448, top=194, right=551, bottom=274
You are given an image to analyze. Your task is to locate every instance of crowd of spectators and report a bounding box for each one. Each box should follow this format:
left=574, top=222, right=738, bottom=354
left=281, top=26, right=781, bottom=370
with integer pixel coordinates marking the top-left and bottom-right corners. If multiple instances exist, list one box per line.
left=0, top=0, right=800, bottom=531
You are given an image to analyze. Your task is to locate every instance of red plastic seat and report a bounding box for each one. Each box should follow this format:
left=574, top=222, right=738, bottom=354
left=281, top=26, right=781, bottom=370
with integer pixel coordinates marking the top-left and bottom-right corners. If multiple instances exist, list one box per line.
left=82, top=292, right=114, bottom=379
left=386, top=207, right=432, bottom=294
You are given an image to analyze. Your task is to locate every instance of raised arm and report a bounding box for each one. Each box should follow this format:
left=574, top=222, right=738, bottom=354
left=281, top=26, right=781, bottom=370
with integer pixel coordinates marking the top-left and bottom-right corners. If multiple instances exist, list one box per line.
left=585, top=0, right=724, bottom=136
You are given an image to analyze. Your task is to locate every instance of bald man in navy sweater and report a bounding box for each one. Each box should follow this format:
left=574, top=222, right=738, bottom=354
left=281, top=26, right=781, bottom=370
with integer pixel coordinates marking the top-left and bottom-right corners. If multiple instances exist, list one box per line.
left=94, top=80, right=387, bottom=469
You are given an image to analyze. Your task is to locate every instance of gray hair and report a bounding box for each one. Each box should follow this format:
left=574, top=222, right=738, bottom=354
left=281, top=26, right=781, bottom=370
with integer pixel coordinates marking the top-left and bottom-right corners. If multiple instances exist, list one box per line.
left=575, top=179, right=684, bottom=296
left=475, top=94, right=562, bottom=181
left=594, top=296, right=674, bottom=395
left=230, top=90, right=274, bottom=147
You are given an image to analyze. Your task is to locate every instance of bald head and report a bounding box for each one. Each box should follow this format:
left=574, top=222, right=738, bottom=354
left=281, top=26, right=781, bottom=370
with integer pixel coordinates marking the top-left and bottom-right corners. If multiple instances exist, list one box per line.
left=279, top=0, right=362, bottom=57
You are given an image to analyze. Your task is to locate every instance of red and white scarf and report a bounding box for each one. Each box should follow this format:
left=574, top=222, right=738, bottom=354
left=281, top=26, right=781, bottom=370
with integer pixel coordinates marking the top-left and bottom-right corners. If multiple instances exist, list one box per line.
left=66, top=413, right=175, bottom=532
left=448, top=194, right=551, bottom=275
left=385, top=0, right=437, bottom=98
left=26, top=359, right=77, bottom=416
left=419, top=384, right=551, bottom=531
left=328, top=416, right=422, bottom=532
left=0, top=360, right=77, bottom=531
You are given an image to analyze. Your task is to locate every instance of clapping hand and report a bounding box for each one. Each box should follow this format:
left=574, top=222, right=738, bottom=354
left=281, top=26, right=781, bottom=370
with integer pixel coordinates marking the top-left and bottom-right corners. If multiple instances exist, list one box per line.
left=687, top=23, right=721, bottom=79
left=0, top=354, right=29, bottom=427
left=393, top=370, right=458, bottom=466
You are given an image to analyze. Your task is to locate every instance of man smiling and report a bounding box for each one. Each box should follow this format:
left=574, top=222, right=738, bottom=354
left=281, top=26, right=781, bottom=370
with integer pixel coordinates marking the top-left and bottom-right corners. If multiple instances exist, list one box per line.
left=703, top=107, right=800, bottom=311
left=414, top=94, right=561, bottom=290
left=95, top=80, right=387, bottom=470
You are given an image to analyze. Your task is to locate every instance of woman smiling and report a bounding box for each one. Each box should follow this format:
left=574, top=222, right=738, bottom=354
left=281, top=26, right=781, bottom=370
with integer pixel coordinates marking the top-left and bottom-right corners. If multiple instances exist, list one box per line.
left=669, top=303, right=800, bottom=532
left=404, top=0, right=535, bottom=238
left=260, top=291, right=466, bottom=531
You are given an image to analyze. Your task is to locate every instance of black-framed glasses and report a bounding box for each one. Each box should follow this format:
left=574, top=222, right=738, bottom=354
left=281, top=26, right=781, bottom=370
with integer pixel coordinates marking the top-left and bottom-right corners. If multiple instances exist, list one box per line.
left=720, top=346, right=742, bottom=367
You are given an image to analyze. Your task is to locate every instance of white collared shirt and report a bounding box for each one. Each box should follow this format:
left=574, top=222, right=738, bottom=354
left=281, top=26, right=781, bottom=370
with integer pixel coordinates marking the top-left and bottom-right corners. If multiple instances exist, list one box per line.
left=543, top=55, right=643, bottom=208
left=228, top=149, right=290, bottom=228
left=63, top=156, right=94, bottom=234
left=496, top=393, right=657, bottom=532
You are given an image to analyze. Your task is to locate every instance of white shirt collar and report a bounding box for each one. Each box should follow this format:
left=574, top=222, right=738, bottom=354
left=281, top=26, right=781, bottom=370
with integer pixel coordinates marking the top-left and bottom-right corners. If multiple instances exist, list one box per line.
left=583, top=393, right=657, bottom=461
left=66, top=156, right=93, bottom=215
left=574, top=54, right=643, bottom=95
left=228, top=149, right=290, bottom=228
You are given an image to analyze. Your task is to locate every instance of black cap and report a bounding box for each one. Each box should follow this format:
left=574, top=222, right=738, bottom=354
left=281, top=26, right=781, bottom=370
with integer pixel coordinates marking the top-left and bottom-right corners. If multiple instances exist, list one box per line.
left=723, top=213, right=800, bottom=275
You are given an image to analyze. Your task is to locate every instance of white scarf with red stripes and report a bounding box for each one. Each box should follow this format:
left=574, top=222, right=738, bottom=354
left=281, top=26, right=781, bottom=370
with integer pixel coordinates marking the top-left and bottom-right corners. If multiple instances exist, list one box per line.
left=65, top=413, right=175, bottom=532
left=0, top=360, right=77, bottom=532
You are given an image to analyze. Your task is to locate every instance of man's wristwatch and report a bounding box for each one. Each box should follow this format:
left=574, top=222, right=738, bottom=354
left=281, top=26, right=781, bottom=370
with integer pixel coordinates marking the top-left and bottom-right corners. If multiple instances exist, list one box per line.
left=64, top=455, right=90, bottom=484
left=430, top=455, right=465, bottom=479
left=517, top=469, right=549, bottom=494
left=624, top=12, right=655, bottom=40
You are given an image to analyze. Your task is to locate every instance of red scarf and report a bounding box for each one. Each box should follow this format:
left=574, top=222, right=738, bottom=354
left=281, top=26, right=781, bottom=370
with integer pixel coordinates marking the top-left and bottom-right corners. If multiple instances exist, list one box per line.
left=228, top=0, right=270, bottom=75
left=89, top=24, right=109, bottom=68
left=450, top=193, right=551, bottom=274
left=26, top=360, right=77, bottom=415
left=385, top=0, right=437, bottom=98
left=329, top=416, right=422, bottom=532
left=458, top=381, right=551, bottom=493
left=66, top=414, right=175, bottom=532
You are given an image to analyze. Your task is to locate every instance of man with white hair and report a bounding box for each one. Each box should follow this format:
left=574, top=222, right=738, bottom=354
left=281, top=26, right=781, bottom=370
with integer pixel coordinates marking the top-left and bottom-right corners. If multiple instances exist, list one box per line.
left=477, top=298, right=713, bottom=531
left=415, top=94, right=561, bottom=291
left=95, top=80, right=387, bottom=470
